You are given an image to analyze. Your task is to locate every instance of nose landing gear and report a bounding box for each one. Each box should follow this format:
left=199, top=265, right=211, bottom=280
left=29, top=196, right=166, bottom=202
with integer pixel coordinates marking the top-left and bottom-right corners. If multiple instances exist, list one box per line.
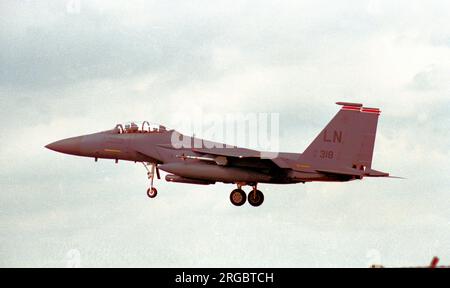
left=147, top=187, right=157, bottom=198
left=142, top=162, right=160, bottom=198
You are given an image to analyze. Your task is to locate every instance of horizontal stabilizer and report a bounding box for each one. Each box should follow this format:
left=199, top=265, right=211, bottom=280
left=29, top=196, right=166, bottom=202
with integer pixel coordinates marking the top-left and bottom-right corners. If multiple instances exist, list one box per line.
left=316, top=167, right=364, bottom=177
left=386, top=176, right=406, bottom=179
left=316, top=167, right=403, bottom=179
left=364, top=168, right=404, bottom=178
left=365, top=168, right=389, bottom=177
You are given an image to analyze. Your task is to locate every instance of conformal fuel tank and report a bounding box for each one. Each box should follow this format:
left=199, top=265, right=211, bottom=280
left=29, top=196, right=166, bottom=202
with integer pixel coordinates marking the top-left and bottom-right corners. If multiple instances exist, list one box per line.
left=159, top=162, right=272, bottom=183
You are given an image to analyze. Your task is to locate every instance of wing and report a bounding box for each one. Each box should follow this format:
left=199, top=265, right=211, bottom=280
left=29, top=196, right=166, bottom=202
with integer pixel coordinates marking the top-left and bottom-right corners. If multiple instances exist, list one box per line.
left=189, top=147, right=279, bottom=170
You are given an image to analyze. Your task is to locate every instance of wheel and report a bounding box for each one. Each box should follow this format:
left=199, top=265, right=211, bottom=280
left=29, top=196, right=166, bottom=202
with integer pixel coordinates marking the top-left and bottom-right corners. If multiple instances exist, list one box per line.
left=248, top=190, right=264, bottom=207
left=230, top=189, right=246, bottom=206
left=147, top=187, right=157, bottom=198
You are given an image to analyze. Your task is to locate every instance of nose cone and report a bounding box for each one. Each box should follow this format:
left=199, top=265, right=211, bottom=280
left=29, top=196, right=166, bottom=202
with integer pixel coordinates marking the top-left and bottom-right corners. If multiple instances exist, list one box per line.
left=45, top=136, right=84, bottom=156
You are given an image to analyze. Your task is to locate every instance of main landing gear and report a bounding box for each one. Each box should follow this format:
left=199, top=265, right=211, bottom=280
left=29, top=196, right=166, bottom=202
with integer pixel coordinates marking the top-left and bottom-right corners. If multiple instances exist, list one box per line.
left=229, top=184, right=264, bottom=207
left=230, top=189, right=246, bottom=206
left=142, top=162, right=160, bottom=198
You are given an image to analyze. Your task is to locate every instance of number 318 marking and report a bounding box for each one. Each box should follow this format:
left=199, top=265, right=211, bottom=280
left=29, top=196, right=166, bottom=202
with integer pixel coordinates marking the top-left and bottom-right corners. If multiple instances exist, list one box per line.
left=320, top=150, right=334, bottom=159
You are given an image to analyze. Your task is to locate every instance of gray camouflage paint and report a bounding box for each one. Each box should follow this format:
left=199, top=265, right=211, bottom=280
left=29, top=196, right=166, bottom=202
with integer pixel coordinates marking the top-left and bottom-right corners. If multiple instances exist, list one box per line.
left=46, top=102, right=390, bottom=205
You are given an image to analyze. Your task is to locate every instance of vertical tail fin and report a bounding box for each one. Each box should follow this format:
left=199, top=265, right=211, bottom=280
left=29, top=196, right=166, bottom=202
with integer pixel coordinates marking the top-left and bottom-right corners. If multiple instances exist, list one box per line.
left=302, top=102, right=381, bottom=172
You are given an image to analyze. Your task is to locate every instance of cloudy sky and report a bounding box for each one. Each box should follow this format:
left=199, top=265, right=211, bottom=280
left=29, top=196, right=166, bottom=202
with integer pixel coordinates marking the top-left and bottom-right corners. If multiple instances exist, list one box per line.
left=1, top=0, right=449, bottom=267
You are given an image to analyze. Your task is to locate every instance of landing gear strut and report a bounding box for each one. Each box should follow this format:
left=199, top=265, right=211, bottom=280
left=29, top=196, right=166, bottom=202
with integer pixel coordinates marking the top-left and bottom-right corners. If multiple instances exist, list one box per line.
left=229, top=183, right=265, bottom=207
left=143, top=162, right=160, bottom=198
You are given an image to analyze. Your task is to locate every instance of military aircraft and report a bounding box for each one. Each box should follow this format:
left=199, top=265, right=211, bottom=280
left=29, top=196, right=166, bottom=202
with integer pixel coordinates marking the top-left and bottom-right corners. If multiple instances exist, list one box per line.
left=46, top=102, right=392, bottom=207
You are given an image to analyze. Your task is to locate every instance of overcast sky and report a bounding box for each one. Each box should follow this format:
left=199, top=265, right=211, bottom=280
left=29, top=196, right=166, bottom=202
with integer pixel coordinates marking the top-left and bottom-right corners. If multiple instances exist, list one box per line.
left=1, top=0, right=449, bottom=267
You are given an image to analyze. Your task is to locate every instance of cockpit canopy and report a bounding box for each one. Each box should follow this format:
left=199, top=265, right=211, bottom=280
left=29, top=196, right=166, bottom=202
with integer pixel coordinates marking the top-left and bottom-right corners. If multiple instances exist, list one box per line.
left=113, top=121, right=168, bottom=134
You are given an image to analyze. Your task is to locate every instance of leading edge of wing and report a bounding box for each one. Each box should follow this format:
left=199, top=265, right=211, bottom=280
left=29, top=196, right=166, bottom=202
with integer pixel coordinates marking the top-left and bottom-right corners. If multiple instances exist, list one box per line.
left=191, top=147, right=261, bottom=158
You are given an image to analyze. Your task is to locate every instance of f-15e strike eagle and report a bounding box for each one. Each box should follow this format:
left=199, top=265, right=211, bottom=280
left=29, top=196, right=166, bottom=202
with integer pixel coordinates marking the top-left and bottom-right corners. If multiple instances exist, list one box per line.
left=46, top=102, right=392, bottom=207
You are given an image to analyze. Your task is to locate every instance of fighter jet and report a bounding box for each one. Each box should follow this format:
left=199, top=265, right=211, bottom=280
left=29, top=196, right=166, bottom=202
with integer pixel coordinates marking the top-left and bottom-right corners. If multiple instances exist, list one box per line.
left=46, top=102, right=392, bottom=207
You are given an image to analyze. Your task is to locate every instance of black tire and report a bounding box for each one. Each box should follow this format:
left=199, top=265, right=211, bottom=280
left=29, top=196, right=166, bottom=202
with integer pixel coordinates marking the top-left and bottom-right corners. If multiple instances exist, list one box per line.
left=230, top=189, right=246, bottom=206
left=147, top=187, right=157, bottom=198
left=248, top=190, right=264, bottom=207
